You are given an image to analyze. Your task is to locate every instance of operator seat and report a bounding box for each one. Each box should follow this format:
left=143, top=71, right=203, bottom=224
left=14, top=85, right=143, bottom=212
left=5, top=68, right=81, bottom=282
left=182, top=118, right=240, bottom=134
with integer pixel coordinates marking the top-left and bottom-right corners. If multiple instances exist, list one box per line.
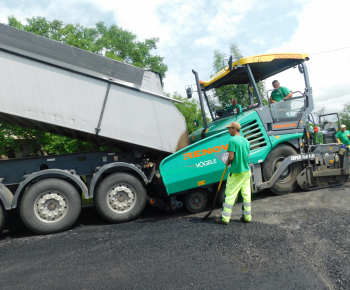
left=323, top=130, right=338, bottom=144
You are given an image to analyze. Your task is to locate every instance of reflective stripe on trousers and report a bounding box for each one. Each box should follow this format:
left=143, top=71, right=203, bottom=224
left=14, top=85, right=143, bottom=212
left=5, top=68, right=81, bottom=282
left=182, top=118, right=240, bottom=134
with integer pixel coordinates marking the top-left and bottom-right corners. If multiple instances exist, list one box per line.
left=221, top=170, right=251, bottom=223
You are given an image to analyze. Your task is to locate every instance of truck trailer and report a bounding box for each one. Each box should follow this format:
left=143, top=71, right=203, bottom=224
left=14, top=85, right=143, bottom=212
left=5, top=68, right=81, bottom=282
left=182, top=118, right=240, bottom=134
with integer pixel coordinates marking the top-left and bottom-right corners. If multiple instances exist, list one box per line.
left=0, top=24, right=349, bottom=234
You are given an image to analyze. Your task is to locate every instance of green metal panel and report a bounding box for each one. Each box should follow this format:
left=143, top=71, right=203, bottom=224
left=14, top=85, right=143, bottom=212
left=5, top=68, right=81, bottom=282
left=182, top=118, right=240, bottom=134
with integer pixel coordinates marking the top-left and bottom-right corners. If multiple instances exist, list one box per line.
left=269, top=132, right=304, bottom=148
left=312, top=132, right=323, bottom=144
left=189, top=111, right=255, bottom=143
left=160, top=111, right=272, bottom=195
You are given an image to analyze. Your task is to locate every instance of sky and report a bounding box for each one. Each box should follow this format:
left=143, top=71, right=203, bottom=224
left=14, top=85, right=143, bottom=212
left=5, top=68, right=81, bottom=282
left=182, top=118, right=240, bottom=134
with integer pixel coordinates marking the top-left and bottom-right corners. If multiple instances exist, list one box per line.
left=1, top=0, right=349, bottom=114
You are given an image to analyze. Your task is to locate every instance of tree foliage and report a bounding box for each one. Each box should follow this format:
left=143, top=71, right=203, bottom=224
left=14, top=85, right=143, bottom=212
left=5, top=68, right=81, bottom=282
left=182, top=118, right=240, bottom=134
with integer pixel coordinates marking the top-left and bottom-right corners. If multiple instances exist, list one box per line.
left=1, top=16, right=168, bottom=156
left=172, top=93, right=210, bottom=135
left=312, top=106, right=326, bottom=120
left=340, top=102, right=350, bottom=128
left=208, top=43, right=266, bottom=111
left=0, top=121, right=100, bottom=156
left=0, top=123, right=45, bottom=156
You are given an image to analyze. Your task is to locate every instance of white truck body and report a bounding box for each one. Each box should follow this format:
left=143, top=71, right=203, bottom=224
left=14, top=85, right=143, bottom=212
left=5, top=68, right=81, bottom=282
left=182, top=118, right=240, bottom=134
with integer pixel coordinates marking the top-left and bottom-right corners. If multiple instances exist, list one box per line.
left=0, top=24, right=188, bottom=156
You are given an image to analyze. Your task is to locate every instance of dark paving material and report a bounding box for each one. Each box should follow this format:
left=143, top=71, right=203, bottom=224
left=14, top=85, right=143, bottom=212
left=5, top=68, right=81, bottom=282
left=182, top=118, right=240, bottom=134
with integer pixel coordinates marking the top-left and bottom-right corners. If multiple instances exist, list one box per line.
left=1, top=185, right=349, bottom=290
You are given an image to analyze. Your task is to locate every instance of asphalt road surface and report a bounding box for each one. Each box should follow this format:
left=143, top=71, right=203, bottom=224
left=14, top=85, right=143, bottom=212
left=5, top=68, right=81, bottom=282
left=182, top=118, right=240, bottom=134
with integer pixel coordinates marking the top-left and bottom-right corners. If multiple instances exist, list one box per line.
left=1, top=185, right=349, bottom=290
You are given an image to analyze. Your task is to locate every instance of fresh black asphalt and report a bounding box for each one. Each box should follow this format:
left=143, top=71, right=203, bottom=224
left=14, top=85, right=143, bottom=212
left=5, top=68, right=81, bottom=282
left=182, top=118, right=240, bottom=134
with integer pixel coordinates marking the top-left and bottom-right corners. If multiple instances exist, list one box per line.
left=1, top=185, right=349, bottom=289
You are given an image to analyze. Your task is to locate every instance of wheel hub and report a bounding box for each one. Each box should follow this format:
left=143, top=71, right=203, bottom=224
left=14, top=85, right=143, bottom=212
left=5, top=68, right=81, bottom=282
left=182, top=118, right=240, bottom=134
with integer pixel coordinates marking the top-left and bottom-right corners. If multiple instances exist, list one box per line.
left=35, top=192, right=68, bottom=222
left=117, top=192, right=127, bottom=202
left=185, top=190, right=207, bottom=214
left=190, top=193, right=204, bottom=208
left=107, top=185, right=136, bottom=213
left=274, top=157, right=292, bottom=182
left=47, top=201, right=57, bottom=211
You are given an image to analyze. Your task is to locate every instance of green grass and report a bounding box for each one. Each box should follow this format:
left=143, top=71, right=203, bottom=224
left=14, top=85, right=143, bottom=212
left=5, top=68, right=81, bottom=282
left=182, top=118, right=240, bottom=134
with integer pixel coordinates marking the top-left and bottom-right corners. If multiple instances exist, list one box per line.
left=82, top=194, right=94, bottom=205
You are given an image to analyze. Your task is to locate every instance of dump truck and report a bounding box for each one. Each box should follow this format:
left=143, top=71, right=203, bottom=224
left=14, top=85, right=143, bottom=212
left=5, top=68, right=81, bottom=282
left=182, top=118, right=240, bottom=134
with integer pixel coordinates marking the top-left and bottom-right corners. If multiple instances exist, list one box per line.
left=0, top=24, right=349, bottom=234
left=0, top=24, right=188, bottom=234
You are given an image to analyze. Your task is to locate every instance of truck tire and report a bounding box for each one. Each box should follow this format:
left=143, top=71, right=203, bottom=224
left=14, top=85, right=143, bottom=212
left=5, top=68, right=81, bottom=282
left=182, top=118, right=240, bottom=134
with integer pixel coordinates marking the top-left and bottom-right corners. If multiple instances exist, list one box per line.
left=95, top=173, right=147, bottom=223
left=0, top=202, right=7, bottom=233
left=20, top=178, right=82, bottom=234
left=219, top=183, right=226, bottom=205
left=262, top=144, right=301, bottom=195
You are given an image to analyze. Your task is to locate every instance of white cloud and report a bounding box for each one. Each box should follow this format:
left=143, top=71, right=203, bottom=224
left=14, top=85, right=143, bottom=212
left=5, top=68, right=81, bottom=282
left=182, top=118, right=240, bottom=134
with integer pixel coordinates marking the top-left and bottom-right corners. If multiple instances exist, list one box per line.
left=221, top=0, right=255, bottom=14
left=193, top=36, right=218, bottom=47
left=88, top=0, right=169, bottom=40
left=0, top=0, right=113, bottom=27
left=266, top=0, right=350, bottom=113
left=252, top=37, right=265, bottom=45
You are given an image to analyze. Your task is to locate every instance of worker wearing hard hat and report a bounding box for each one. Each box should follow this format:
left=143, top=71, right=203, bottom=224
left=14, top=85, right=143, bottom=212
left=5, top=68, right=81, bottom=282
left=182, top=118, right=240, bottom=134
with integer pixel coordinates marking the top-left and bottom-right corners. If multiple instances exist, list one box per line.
left=336, top=124, right=350, bottom=147
left=270, top=80, right=293, bottom=103
left=216, top=121, right=251, bottom=225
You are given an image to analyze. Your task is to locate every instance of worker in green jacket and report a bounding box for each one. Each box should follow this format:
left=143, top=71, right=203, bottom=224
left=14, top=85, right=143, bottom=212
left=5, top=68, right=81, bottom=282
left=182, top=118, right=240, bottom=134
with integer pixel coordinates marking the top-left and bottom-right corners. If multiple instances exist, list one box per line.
left=225, top=99, right=242, bottom=114
left=270, top=80, right=293, bottom=103
left=216, top=121, right=251, bottom=225
left=336, top=124, right=350, bottom=147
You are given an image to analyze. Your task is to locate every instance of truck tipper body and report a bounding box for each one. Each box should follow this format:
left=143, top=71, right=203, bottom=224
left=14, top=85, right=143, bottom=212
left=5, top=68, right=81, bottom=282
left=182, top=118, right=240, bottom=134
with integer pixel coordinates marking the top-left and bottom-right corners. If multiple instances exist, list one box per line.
left=0, top=23, right=188, bottom=157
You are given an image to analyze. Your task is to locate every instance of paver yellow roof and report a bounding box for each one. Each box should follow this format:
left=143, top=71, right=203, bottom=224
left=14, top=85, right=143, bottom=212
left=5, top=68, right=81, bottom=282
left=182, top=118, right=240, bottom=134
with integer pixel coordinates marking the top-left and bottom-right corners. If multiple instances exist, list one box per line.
left=201, top=53, right=309, bottom=90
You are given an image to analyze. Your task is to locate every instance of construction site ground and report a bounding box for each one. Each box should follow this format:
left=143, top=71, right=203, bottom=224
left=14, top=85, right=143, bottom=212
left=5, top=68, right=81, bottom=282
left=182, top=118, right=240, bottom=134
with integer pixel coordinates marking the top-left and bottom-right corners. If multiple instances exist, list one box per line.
left=1, top=184, right=349, bottom=289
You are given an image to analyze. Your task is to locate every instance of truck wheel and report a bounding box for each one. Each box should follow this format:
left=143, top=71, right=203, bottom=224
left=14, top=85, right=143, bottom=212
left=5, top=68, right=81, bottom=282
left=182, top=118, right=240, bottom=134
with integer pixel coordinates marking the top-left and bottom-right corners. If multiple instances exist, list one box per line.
left=219, top=183, right=226, bottom=205
left=20, top=179, right=82, bottom=234
left=0, top=202, right=7, bottom=233
left=95, top=173, right=147, bottom=223
left=185, top=189, right=207, bottom=213
left=262, top=144, right=301, bottom=195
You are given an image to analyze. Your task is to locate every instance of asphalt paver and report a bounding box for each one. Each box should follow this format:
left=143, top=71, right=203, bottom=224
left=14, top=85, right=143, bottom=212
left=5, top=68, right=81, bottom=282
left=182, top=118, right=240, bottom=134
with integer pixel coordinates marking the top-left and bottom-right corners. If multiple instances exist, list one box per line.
left=0, top=185, right=349, bottom=289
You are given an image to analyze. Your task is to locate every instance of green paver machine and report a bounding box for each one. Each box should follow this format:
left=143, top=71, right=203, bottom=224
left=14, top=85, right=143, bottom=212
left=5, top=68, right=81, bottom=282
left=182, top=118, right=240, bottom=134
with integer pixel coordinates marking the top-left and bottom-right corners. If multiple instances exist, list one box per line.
left=159, top=53, right=350, bottom=213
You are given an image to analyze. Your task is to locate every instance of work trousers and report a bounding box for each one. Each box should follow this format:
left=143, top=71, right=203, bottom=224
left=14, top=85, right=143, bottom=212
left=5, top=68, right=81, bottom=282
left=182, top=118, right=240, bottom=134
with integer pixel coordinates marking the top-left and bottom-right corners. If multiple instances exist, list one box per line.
left=221, top=170, right=251, bottom=223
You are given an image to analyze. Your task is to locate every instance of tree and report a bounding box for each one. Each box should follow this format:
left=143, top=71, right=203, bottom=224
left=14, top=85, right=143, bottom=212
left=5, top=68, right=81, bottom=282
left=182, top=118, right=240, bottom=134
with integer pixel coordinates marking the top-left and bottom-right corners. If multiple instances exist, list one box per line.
left=171, top=93, right=210, bottom=135
left=340, top=102, right=350, bottom=128
left=0, top=121, right=99, bottom=157
left=312, top=106, right=326, bottom=120
left=208, top=43, right=266, bottom=111
left=0, top=122, right=46, bottom=156
left=1, top=16, right=168, bottom=156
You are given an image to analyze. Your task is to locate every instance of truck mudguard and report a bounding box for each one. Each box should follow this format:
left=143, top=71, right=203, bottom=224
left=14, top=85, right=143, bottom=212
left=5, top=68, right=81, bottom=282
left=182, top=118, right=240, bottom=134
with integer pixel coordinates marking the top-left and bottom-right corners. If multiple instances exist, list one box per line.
left=11, top=169, right=88, bottom=208
left=0, top=184, right=14, bottom=210
left=88, top=162, right=149, bottom=198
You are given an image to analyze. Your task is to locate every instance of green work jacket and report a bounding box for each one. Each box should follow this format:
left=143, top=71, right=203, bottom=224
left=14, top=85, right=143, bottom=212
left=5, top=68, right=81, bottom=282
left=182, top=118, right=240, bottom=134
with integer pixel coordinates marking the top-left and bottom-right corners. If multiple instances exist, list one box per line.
left=271, top=86, right=292, bottom=102
left=227, top=135, right=250, bottom=174
left=336, top=130, right=350, bottom=145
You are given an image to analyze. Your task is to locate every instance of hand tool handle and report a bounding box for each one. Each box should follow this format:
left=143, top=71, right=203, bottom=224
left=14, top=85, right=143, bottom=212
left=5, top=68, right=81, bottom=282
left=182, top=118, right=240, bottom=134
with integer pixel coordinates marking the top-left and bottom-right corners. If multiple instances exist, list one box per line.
left=202, top=165, right=228, bottom=221
left=212, top=165, right=227, bottom=206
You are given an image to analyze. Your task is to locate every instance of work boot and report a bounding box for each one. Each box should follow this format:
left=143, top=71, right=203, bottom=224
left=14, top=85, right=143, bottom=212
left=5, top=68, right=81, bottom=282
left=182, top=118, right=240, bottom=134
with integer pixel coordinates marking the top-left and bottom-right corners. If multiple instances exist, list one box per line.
left=240, top=217, right=251, bottom=223
left=215, top=218, right=229, bottom=225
